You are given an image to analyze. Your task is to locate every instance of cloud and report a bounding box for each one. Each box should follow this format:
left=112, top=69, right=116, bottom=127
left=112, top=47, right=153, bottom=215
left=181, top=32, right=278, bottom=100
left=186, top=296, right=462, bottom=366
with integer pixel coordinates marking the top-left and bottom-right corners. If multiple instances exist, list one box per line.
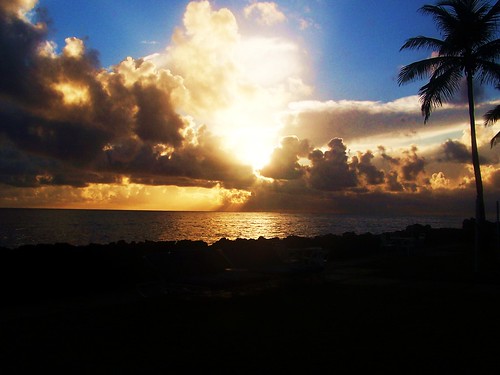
left=298, top=18, right=312, bottom=30
left=244, top=2, right=286, bottom=26
left=282, top=97, right=496, bottom=151
left=430, top=172, right=451, bottom=189
left=307, top=138, right=358, bottom=191
left=260, top=136, right=311, bottom=180
left=153, top=0, right=309, bottom=167
left=132, top=83, right=186, bottom=145
left=379, top=145, right=427, bottom=192
left=351, top=150, right=385, bottom=186
left=440, top=139, right=470, bottom=163
left=1, top=0, right=499, bottom=216
left=242, top=177, right=481, bottom=217
left=0, top=0, right=37, bottom=19
left=0, top=1, right=256, bottom=194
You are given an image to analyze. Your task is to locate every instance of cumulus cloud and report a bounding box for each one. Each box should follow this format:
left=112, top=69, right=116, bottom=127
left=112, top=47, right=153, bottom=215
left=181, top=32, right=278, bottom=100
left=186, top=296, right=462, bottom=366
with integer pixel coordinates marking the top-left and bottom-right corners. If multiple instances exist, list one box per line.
left=0, top=0, right=256, bottom=195
left=440, top=139, right=470, bottom=163
left=379, top=146, right=427, bottom=192
left=260, top=136, right=311, bottom=180
left=151, top=0, right=309, bottom=167
left=1, top=0, right=499, bottom=215
left=0, top=0, right=37, bottom=19
left=430, top=172, right=451, bottom=189
left=351, top=150, right=385, bottom=186
left=307, top=138, right=358, bottom=191
left=244, top=2, right=286, bottom=26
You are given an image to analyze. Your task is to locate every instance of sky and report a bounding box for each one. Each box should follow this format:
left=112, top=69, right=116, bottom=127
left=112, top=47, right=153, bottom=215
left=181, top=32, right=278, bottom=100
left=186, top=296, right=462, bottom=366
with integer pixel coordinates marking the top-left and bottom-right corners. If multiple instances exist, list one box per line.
left=1, top=0, right=500, bottom=217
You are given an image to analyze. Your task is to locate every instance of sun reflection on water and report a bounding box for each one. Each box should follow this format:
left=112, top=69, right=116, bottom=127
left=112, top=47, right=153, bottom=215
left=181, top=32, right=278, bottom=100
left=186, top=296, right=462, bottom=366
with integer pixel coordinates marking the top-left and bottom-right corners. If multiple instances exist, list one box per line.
left=0, top=209, right=463, bottom=248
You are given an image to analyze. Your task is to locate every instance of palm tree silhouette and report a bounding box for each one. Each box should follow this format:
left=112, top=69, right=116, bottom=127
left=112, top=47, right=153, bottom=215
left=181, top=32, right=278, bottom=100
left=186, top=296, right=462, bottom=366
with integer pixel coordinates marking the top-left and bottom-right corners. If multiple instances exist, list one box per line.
left=484, top=86, right=500, bottom=147
left=398, top=0, right=500, bottom=226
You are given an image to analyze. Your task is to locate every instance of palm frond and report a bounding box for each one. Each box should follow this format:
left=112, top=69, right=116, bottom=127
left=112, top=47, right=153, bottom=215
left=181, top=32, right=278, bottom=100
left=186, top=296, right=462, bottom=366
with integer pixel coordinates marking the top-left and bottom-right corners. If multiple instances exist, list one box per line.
left=475, top=39, right=500, bottom=60
left=475, top=60, right=500, bottom=85
left=484, top=105, right=500, bottom=126
left=470, top=1, right=500, bottom=42
left=398, top=56, right=457, bottom=85
left=419, top=66, right=463, bottom=122
left=401, top=0, right=500, bottom=126
left=482, top=0, right=500, bottom=26
left=400, top=36, right=445, bottom=51
left=426, top=1, right=500, bottom=50
left=420, top=4, right=459, bottom=38
left=490, top=130, right=500, bottom=148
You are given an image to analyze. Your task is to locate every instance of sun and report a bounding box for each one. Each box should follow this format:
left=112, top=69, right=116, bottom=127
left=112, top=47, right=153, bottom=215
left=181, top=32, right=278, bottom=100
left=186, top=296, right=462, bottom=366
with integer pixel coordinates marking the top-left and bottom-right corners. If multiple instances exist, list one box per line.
left=152, top=2, right=312, bottom=174
left=226, top=127, right=276, bottom=171
left=207, top=36, right=310, bottom=171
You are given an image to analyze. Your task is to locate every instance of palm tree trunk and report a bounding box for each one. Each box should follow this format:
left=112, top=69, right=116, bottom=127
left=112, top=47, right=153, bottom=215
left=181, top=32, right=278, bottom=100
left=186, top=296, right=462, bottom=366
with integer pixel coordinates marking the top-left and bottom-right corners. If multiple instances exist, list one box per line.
left=467, top=70, right=487, bottom=272
left=467, top=71, right=486, bottom=224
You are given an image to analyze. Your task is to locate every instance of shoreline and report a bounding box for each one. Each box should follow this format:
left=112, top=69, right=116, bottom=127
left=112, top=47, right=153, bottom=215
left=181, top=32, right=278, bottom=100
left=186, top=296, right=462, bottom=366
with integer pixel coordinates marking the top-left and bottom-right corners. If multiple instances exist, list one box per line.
left=0, top=209, right=466, bottom=249
left=2, top=222, right=500, bottom=372
left=2, top=221, right=498, bottom=309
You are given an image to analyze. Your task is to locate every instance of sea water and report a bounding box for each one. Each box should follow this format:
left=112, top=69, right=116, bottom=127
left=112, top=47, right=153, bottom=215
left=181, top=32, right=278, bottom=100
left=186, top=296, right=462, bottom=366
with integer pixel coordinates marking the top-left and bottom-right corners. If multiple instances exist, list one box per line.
left=0, top=208, right=464, bottom=248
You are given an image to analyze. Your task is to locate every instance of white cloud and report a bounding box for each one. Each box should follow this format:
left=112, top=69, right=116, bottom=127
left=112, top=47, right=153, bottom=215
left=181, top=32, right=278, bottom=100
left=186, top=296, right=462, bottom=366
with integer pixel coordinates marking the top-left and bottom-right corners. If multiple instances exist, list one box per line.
left=282, top=96, right=499, bottom=150
left=244, top=2, right=286, bottom=26
left=144, top=1, right=310, bottom=168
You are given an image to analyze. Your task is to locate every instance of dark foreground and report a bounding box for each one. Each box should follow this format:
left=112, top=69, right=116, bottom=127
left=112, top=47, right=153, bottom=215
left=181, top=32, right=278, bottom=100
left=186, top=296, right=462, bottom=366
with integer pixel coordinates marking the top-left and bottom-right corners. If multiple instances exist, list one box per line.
left=2, top=223, right=500, bottom=373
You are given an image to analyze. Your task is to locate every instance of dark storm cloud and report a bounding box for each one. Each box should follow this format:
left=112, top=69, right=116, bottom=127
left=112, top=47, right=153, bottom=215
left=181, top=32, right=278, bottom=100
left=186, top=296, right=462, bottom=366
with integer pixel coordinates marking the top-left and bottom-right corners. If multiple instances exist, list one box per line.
left=0, top=139, right=52, bottom=187
left=244, top=135, right=492, bottom=216
left=0, top=1, right=49, bottom=104
left=243, top=180, right=480, bottom=217
left=260, top=136, right=311, bottom=180
left=437, top=139, right=491, bottom=166
left=133, top=83, right=185, bottom=145
left=385, top=170, right=404, bottom=192
left=103, top=130, right=255, bottom=189
left=0, top=3, right=256, bottom=190
left=351, top=150, right=385, bottom=185
left=258, top=137, right=426, bottom=194
left=307, top=138, right=357, bottom=191
left=0, top=138, right=117, bottom=187
left=0, top=107, right=113, bottom=166
left=441, top=139, right=470, bottom=163
left=400, top=146, right=426, bottom=182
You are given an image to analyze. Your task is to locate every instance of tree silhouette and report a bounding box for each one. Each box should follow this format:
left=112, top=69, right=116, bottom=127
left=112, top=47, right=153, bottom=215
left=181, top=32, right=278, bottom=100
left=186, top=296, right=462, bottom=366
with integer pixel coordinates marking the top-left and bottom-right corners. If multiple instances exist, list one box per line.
left=484, top=86, right=500, bottom=147
left=398, top=0, right=500, bottom=226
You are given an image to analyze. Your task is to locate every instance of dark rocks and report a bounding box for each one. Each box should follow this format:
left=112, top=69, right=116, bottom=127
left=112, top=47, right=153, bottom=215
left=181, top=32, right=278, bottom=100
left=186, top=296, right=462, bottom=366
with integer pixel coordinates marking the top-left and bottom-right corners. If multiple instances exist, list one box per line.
left=0, top=224, right=484, bottom=306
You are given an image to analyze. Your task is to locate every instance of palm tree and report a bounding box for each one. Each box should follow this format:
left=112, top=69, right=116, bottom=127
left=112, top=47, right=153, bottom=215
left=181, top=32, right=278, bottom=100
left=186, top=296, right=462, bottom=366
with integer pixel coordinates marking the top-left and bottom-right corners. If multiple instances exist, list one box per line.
left=398, top=0, right=500, bottom=226
left=484, top=87, right=500, bottom=147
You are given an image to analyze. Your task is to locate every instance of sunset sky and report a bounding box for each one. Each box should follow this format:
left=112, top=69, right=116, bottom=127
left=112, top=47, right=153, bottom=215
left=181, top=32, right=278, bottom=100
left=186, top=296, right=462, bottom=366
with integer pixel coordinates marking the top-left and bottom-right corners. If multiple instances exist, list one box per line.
left=1, top=0, right=500, bottom=216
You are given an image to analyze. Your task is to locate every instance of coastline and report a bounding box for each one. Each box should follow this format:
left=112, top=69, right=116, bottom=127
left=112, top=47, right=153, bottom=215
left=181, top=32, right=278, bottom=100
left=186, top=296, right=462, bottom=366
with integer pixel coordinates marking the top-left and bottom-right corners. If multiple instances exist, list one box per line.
left=0, top=208, right=465, bottom=249
left=2, top=222, right=500, bottom=372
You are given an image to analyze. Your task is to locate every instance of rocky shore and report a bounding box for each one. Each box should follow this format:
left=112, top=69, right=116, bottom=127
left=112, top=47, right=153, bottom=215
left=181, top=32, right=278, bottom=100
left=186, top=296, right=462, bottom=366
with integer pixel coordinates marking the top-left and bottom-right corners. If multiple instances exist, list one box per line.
left=2, top=222, right=500, bottom=373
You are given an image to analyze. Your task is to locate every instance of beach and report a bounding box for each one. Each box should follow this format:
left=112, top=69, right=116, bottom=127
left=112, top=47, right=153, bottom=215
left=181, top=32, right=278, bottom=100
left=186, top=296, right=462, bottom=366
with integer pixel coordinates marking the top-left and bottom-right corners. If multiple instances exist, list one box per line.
left=2, top=224, right=500, bottom=373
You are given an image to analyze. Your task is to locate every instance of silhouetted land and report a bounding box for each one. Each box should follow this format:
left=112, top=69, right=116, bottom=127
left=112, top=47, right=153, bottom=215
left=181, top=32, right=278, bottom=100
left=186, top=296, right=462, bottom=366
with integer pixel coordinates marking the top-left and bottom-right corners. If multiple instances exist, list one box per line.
left=2, top=220, right=500, bottom=373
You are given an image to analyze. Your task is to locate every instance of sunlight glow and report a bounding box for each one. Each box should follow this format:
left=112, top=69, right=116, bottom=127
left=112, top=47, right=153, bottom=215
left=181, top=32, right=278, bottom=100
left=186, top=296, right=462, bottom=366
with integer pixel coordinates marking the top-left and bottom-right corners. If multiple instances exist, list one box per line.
left=53, top=82, right=90, bottom=106
left=209, top=36, right=308, bottom=170
left=69, top=182, right=249, bottom=211
left=236, top=37, right=302, bottom=86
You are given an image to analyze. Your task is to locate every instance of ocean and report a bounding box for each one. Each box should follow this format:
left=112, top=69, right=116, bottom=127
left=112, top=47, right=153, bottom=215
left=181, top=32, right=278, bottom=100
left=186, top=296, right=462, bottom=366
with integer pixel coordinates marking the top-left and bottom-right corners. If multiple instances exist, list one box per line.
left=0, top=208, right=466, bottom=249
